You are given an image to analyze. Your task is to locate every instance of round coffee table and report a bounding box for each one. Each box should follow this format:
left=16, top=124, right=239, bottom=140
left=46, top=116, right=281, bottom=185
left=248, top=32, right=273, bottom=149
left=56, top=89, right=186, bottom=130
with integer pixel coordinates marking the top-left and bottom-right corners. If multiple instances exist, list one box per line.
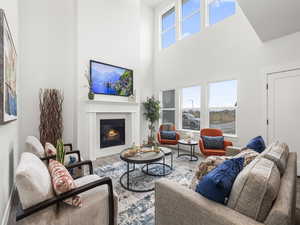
left=177, top=139, right=199, bottom=161
left=120, top=148, right=165, bottom=192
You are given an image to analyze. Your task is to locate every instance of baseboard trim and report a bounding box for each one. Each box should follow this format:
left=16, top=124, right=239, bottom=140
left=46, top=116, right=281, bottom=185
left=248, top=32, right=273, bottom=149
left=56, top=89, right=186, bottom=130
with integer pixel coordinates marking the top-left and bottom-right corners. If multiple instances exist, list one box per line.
left=1, top=186, right=15, bottom=225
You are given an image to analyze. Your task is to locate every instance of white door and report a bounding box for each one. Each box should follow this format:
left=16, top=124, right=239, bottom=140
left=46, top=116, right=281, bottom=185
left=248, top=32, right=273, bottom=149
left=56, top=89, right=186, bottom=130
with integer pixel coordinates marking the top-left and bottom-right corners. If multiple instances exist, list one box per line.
left=267, top=68, right=300, bottom=174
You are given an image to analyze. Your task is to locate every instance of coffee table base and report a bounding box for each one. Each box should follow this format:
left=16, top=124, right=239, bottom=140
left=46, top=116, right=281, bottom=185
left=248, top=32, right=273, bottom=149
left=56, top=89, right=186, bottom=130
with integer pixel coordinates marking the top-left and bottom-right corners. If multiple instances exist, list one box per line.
left=141, top=163, right=172, bottom=177
left=119, top=168, right=155, bottom=192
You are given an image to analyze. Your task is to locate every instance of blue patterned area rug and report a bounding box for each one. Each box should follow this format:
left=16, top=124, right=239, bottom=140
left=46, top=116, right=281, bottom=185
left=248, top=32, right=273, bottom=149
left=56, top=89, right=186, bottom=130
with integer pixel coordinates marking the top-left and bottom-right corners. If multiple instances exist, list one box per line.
left=94, top=155, right=201, bottom=225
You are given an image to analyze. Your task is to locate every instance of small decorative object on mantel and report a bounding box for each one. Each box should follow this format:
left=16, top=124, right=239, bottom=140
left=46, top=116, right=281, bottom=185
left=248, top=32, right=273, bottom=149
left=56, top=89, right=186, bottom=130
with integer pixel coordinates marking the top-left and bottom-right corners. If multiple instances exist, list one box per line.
left=0, top=9, right=17, bottom=124
left=56, top=139, right=65, bottom=165
left=128, top=89, right=136, bottom=102
left=39, top=88, right=64, bottom=147
left=84, top=67, right=94, bottom=100
left=143, top=96, right=160, bottom=145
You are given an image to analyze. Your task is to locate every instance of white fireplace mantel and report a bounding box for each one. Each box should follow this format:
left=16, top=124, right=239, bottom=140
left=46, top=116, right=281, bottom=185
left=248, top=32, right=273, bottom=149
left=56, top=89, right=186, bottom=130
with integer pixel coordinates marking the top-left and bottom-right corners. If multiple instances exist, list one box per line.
left=86, top=100, right=140, bottom=160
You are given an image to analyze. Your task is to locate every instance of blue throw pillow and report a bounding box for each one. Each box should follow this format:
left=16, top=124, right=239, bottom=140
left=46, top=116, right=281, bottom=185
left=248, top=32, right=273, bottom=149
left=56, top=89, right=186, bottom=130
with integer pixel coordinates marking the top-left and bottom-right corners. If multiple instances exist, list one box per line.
left=160, top=131, right=176, bottom=140
left=201, top=136, right=224, bottom=149
left=246, top=136, right=266, bottom=153
left=196, top=157, right=244, bottom=204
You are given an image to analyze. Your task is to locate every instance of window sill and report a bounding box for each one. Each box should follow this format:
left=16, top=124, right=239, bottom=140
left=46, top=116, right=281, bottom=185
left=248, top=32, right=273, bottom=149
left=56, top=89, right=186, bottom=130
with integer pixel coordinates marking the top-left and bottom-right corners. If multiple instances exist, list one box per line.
left=177, top=129, right=238, bottom=139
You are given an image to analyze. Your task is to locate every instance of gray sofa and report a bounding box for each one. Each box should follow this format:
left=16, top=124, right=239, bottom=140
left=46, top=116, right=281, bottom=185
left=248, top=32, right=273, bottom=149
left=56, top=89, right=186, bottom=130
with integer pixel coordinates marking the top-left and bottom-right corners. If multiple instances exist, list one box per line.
left=155, top=143, right=297, bottom=225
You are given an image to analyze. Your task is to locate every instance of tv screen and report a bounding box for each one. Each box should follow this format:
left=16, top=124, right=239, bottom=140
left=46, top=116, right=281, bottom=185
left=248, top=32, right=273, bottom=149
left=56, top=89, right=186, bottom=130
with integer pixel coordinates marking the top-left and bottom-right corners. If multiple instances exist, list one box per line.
left=90, top=60, right=133, bottom=97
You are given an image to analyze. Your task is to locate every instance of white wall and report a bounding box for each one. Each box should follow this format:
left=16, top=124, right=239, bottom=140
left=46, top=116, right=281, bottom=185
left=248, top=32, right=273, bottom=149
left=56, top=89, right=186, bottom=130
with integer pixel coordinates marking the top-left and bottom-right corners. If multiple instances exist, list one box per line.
left=139, top=3, right=154, bottom=142
left=0, top=0, right=19, bottom=222
left=153, top=1, right=300, bottom=146
left=19, top=0, right=76, bottom=149
left=76, top=0, right=154, bottom=158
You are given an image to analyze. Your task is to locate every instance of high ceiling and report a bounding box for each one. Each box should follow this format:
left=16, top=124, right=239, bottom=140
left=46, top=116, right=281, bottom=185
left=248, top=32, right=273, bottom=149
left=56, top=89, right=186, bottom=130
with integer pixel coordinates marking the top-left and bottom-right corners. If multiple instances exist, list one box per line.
left=237, top=0, right=300, bottom=41
left=141, top=0, right=165, bottom=8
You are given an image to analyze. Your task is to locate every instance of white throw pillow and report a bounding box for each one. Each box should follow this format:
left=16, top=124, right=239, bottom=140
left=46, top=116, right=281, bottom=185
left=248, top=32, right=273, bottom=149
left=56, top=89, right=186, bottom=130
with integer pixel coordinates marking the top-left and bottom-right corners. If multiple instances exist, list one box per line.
left=16, top=152, right=54, bottom=209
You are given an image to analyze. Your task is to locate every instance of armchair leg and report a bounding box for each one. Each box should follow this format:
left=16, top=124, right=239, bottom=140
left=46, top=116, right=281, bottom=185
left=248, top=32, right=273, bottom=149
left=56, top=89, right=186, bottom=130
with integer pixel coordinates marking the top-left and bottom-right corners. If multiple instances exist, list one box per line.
left=107, top=178, right=114, bottom=225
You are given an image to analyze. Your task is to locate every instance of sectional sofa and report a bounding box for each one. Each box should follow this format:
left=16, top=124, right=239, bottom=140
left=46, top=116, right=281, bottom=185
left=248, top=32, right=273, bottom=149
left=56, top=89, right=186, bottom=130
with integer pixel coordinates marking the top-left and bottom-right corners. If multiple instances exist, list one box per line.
left=155, top=142, right=297, bottom=225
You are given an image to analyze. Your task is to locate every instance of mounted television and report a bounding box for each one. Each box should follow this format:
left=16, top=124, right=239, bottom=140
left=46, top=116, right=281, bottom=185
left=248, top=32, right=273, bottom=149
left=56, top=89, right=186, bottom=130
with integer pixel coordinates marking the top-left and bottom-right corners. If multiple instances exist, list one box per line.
left=90, top=60, right=133, bottom=97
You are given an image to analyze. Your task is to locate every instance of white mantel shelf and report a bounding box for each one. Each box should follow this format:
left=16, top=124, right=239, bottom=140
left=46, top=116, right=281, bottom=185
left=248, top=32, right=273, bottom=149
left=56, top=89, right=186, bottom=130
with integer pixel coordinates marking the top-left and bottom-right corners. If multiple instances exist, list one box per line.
left=85, top=99, right=139, bottom=105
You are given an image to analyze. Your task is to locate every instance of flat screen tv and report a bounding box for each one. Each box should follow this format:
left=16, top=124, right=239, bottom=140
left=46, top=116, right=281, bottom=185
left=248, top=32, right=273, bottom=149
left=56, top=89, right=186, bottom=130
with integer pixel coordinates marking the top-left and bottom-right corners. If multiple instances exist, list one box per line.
left=90, top=60, right=133, bottom=97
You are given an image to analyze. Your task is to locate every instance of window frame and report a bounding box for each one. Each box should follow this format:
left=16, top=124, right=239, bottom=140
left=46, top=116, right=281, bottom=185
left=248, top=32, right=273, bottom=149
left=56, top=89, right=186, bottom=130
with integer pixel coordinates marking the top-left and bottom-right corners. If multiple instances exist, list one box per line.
left=179, top=0, right=202, bottom=39
left=205, top=0, right=236, bottom=27
left=207, top=79, right=238, bottom=136
left=160, top=89, right=177, bottom=125
left=180, top=85, right=202, bottom=131
left=160, top=4, right=177, bottom=50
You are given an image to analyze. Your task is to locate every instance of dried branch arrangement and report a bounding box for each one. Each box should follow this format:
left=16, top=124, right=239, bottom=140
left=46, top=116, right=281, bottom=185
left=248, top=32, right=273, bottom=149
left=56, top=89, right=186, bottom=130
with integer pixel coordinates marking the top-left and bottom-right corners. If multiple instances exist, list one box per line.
left=39, top=89, right=64, bottom=147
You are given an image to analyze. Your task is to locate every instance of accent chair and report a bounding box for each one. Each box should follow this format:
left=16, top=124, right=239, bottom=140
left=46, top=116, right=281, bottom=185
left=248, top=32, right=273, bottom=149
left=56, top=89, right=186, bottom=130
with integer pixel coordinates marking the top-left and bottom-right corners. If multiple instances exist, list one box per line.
left=199, top=128, right=233, bottom=156
left=157, top=124, right=180, bottom=145
left=15, top=152, right=118, bottom=225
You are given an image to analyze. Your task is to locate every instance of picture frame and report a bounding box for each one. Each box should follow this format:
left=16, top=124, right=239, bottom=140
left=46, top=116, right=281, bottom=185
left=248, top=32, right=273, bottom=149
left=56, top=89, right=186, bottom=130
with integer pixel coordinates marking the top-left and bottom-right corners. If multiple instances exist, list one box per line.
left=0, top=9, right=17, bottom=123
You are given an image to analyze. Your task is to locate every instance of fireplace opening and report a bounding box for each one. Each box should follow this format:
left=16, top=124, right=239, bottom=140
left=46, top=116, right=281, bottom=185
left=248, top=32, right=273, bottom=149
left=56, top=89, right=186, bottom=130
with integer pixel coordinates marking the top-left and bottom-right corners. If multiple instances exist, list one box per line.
left=100, top=119, right=125, bottom=148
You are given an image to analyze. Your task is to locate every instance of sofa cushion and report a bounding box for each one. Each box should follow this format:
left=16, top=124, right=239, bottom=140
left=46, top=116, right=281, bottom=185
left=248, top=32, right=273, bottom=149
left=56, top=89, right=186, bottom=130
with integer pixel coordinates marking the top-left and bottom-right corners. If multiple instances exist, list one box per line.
left=160, top=131, right=176, bottom=140
left=246, top=136, right=266, bottom=153
left=48, top=159, right=82, bottom=207
left=196, top=157, right=244, bottom=204
left=261, top=142, right=289, bottom=175
left=25, top=136, right=45, bottom=157
left=201, top=136, right=224, bottom=149
left=228, top=157, right=280, bottom=222
left=16, top=152, right=54, bottom=209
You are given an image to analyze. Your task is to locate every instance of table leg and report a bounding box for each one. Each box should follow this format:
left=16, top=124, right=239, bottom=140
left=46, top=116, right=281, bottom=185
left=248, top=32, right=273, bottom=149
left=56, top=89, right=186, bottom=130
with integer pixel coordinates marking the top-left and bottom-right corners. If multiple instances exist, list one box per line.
left=191, top=145, right=193, bottom=161
left=178, top=144, right=180, bottom=157
left=147, top=164, right=149, bottom=173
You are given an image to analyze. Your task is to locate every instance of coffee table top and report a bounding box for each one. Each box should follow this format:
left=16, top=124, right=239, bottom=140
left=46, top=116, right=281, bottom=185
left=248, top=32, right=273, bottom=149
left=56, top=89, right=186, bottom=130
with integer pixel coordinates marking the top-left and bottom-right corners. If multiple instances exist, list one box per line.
left=120, top=147, right=164, bottom=164
left=178, top=139, right=198, bottom=145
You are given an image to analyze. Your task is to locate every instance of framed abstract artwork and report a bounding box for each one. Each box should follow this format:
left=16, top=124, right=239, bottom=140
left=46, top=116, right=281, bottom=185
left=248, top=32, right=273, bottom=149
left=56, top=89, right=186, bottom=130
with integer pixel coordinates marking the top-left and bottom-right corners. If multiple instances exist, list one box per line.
left=0, top=9, right=17, bottom=123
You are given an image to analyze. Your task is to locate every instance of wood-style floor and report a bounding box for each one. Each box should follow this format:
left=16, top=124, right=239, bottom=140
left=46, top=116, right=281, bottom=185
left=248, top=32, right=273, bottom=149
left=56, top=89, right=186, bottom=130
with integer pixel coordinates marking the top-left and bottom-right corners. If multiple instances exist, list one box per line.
left=6, top=152, right=300, bottom=225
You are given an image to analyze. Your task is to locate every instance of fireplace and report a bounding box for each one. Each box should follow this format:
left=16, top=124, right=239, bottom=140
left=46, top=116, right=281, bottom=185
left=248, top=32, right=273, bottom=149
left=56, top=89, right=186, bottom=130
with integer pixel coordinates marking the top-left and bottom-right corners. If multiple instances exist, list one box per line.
left=100, top=119, right=125, bottom=148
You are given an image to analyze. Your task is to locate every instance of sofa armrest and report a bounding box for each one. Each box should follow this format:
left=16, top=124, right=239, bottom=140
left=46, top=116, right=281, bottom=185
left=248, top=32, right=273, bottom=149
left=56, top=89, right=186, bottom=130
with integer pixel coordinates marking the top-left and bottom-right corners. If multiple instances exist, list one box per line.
left=175, top=132, right=180, bottom=141
left=198, top=139, right=205, bottom=153
left=155, top=179, right=263, bottom=225
left=224, top=140, right=233, bottom=148
left=40, top=150, right=81, bottom=162
left=65, top=160, right=93, bottom=175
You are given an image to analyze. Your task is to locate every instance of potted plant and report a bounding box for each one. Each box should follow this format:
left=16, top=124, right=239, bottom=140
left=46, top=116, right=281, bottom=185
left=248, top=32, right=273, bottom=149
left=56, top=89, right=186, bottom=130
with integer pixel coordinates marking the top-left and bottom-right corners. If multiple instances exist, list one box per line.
left=143, top=96, right=160, bottom=145
left=84, top=69, right=94, bottom=100
left=56, top=139, right=66, bottom=164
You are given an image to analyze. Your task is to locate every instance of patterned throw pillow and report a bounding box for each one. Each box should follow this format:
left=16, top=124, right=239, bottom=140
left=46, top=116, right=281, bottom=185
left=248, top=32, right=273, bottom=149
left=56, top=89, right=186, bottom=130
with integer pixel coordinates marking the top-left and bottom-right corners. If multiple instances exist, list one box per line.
left=45, top=142, right=57, bottom=157
left=201, top=136, right=224, bottom=149
left=233, top=149, right=259, bottom=167
left=160, top=131, right=176, bottom=140
left=48, top=159, right=82, bottom=207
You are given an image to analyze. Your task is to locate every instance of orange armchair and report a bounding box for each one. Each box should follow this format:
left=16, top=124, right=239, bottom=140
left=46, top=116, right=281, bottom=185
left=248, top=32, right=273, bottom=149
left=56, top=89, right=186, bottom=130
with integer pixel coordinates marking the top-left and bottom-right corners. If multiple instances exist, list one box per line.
left=157, top=124, right=180, bottom=145
left=199, top=128, right=232, bottom=156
